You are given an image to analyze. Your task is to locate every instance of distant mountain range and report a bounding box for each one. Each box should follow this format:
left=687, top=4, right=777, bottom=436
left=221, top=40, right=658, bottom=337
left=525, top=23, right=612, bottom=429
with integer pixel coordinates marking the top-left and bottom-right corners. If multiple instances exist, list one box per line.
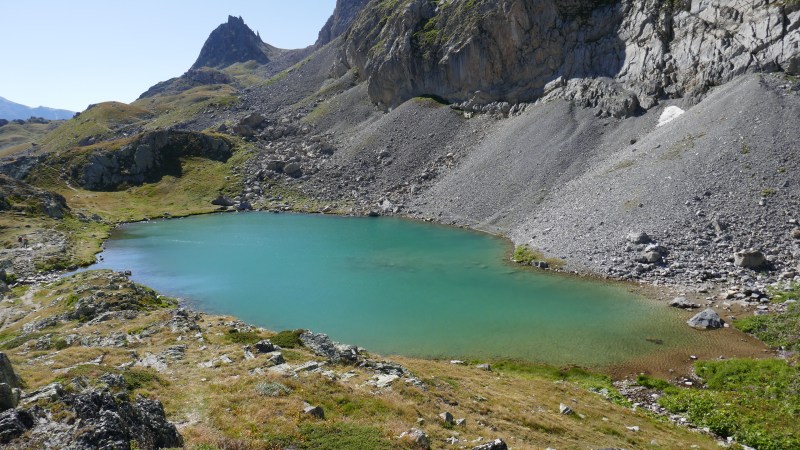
left=0, top=96, right=74, bottom=120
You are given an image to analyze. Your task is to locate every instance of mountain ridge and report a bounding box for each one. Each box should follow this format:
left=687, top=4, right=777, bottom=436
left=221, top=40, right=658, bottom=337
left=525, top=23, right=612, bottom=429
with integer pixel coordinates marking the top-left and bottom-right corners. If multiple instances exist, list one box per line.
left=0, top=96, right=74, bottom=121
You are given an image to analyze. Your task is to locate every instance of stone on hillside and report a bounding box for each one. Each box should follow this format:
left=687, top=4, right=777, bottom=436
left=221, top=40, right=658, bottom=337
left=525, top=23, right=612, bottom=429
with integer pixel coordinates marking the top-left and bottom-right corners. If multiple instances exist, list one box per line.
left=253, top=340, right=277, bottom=353
left=641, top=244, right=665, bottom=264
left=0, top=353, right=20, bottom=389
left=372, top=374, right=399, bottom=389
left=687, top=308, right=725, bottom=329
left=283, top=162, right=302, bottom=178
left=559, top=403, right=574, bottom=415
left=455, top=418, right=467, bottom=426
left=21, top=382, right=64, bottom=406
left=734, top=249, right=768, bottom=269
left=669, top=296, right=700, bottom=309
left=0, top=409, right=34, bottom=444
left=0, top=383, right=18, bottom=411
left=627, top=231, right=651, bottom=244
left=439, top=411, right=454, bottom=425
left=303, top=403, right=325, bottom=419
left=472, top=439, right=508, bottom=450
left=211, top=195, right=234, bottom=207
left=399, top=428, right=430, bottom=449
left=266, top=352, right=285, bottom=366
left=476, top=363, right=492, bottom=371
left=791, top=228, right=800, bottom=240
left=299, top=331, right=360, bottom=364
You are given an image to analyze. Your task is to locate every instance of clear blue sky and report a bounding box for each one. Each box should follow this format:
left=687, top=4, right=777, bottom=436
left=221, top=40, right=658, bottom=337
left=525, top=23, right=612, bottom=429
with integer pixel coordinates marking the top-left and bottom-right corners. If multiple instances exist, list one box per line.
left=0, top=1, right=337, bottom=112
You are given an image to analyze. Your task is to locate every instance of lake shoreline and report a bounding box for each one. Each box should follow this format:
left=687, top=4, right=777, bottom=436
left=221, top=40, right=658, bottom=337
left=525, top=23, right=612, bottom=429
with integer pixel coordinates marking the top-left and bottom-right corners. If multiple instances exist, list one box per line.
left=78, top=210, right=771, bottom=379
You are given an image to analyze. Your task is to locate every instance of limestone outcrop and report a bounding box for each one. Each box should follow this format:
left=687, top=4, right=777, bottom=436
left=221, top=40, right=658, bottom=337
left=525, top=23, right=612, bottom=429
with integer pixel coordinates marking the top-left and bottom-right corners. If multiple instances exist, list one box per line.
left=66, top=130, right=232, bottom=190
left=336, top=0, right=800, bottom=114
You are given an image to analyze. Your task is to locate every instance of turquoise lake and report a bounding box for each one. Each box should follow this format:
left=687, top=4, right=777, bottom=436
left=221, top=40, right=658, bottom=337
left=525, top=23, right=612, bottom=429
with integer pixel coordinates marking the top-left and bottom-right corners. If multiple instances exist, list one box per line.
left=88, top=212, right=703, bottom=367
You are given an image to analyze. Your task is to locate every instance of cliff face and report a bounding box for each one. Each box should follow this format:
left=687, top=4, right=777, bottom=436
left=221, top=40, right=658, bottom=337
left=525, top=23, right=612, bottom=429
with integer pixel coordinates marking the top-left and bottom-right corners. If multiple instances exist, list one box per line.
left=191, top=15, right=278, bottom=70
left=316, top=0, right=372, bottom=47
left=336, top=0, right=800, bottom=114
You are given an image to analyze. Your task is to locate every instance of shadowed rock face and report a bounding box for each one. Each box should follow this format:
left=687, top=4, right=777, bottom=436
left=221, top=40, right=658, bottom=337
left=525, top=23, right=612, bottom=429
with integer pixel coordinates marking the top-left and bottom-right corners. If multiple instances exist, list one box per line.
left=337, top=0, right=800, bottom=113
left=191, top=15, right=274, bottom=70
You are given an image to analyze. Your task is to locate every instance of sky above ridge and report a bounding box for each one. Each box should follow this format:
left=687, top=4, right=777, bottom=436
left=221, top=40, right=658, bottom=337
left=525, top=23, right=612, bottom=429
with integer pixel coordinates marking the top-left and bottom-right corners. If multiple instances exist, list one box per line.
left=0, top=1, right=337, bottom=112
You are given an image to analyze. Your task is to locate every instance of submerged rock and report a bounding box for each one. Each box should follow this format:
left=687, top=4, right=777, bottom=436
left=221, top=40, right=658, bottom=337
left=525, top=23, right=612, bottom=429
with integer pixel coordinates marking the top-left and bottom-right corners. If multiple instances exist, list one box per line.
left=669, top=296, right=700, bottom=309
left=687, top=308, right=725, bottom=329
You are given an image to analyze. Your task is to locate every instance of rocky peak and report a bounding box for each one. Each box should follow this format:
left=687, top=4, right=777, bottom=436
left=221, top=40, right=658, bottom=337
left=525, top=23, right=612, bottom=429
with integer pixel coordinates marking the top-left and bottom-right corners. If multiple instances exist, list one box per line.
left=316, top=0, right=371, bottom=47
left=191, top=15, right=275, bottom=70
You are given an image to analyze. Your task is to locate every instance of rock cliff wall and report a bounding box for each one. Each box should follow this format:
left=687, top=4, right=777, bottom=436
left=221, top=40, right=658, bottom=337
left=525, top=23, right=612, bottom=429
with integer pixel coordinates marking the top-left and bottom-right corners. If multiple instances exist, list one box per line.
left=66, top=131, right=231, bottom=191
left=336, top=0, right=800, bottom=114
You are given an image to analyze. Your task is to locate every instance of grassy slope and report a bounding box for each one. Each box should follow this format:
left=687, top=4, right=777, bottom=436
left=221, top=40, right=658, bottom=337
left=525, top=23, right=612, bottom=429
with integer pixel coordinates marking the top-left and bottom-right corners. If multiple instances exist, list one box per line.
left=1, top=271, right=722, bottom=450
left=38, top=102, right=153, bottom=154
left=0, top=120, right=63, bottom=157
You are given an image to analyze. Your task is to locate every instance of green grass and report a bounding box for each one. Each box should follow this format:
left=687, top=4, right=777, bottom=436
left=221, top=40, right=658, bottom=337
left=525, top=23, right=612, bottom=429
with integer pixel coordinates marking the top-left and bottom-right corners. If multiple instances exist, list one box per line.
left=223, top=330, right=264, bottom=345
left=38, top=102, right=153, bottom=154
left=636, top=374, right=672, bottom=391
left=657, top=359, right=800, bottom=450
left=298, top=423, right=395, bottom=450
left=734, top=302, right=800, bottom=351
left=269, top=329, right=305, bottom=348
left=491, top=360, right=629, bottom=405
left=511, top=244, right=565, bottom=269
left=767, top=282, right=800, bottom=303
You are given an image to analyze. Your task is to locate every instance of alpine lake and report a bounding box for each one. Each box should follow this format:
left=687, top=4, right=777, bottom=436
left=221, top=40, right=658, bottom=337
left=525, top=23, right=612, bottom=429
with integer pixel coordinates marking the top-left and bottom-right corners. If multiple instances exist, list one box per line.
left=87, top=212, right=766, bottom=375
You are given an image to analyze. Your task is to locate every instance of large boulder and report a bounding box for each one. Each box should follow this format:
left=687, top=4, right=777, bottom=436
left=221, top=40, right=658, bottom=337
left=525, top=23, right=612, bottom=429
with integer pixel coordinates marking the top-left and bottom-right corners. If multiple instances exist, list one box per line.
left=734, top=249, right=768, bottom=270
left=687, top=308, right=725, bottom=329
left=0, top=353, right=20, bottom=390
left=299, top=331, right=360, bottom=364
left=0, top=409, right=34, bottom=444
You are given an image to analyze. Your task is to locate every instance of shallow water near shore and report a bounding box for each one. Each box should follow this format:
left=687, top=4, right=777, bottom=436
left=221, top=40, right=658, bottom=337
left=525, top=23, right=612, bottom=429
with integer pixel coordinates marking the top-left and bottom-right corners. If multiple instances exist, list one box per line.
left=88, top=212, right=758, bottom=369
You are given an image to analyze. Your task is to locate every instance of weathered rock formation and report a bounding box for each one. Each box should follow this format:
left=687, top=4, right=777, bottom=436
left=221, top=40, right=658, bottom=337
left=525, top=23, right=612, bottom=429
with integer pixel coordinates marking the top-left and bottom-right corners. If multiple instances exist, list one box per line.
left=336, top=0, right=800, bottom=113
left=192, top=15, right=279, bottom=70
left=65, top=130, right=232, bottom=190
left=0, top=174, right=69, bottom=219
left=316, top=0, right=372, bottom=47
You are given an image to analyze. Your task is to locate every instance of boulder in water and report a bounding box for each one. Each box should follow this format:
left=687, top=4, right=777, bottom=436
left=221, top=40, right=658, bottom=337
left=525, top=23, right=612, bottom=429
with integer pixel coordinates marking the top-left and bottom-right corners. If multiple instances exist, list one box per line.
left=687, top=308, right=725, bottom=329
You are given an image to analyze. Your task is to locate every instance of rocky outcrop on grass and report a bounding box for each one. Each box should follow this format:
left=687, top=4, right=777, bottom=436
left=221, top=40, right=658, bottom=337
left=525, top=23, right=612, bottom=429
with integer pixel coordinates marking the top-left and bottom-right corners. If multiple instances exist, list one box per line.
left=65, top=130, right=232, bottom=190
left=0, top=174, right=68, bottom=219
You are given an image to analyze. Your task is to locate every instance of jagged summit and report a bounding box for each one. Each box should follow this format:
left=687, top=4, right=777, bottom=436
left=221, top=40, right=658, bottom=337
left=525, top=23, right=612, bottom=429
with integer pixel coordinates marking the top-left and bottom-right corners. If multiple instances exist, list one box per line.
left=191, top=15, right=278, bottom=70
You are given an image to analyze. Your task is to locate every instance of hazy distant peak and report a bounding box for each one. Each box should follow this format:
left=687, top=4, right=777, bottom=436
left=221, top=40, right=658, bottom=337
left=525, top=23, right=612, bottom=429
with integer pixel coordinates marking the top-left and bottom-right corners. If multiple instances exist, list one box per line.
left=0, top=96, right=74, bottom=121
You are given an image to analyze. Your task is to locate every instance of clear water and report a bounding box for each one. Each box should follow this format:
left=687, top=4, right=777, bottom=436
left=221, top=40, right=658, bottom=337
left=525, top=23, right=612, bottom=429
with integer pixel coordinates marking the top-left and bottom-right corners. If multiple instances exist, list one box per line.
left=89, top=212, right=700, bottom=367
